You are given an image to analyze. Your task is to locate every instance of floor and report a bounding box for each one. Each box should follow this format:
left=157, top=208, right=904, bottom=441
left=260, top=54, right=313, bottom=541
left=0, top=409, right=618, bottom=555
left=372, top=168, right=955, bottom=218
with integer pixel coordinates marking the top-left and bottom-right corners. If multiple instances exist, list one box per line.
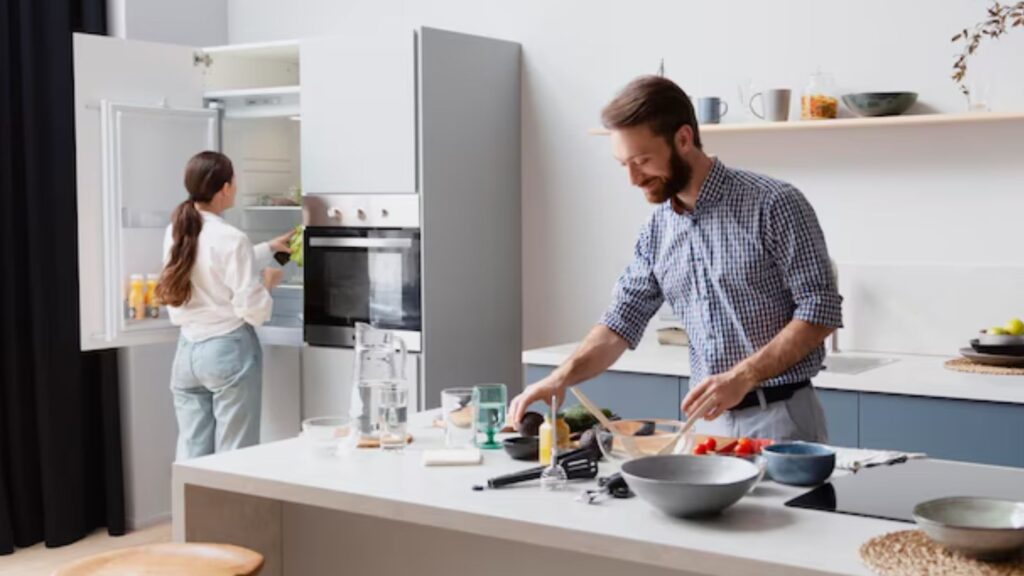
left=0, top=523, right=171, bottom=576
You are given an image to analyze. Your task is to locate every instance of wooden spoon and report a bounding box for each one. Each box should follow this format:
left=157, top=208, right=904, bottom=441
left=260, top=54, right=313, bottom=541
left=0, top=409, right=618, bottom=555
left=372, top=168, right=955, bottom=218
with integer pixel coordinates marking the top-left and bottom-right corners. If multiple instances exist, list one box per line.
left=659, top=395, right=716, bottom=456
left=570, top=387, right=641, bottom=458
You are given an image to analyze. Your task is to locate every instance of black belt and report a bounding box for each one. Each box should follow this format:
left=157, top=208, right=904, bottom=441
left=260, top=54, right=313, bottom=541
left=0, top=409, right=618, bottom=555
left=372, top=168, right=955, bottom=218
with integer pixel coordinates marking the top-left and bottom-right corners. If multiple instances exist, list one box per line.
left=731, top=380, right=811, bottom=411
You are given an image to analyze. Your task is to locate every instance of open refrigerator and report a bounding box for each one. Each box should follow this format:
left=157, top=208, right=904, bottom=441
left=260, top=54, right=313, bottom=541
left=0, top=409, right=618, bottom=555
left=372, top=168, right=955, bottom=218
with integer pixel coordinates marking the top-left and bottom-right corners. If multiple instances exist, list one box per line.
left=72, top=32, right=305, bottom=527
left=74, top=33, right=304, bottom=352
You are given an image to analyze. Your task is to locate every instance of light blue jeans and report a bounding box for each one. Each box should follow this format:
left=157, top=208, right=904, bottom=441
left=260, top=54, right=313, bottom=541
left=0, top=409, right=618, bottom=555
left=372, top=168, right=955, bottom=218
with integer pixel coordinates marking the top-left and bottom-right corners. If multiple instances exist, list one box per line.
left=170, top=324, right=262, bottom=461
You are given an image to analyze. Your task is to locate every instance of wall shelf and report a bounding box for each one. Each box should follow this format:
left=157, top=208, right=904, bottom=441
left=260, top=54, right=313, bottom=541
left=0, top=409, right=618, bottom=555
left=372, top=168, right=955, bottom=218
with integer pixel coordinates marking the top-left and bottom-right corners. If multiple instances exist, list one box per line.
left=204, top=86, right=300, bottom=119
left=587, top=111, right=1024, bottom=136
left=244, top=205, right=301, bottom=211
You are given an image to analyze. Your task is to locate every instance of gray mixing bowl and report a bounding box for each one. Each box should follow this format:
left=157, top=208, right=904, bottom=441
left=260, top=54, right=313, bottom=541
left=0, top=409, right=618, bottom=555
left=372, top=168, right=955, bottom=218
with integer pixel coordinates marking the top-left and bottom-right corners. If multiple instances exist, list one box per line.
left=841, top=92, right=918, bottom=117
left=621, top=455, right=760, bottom=518
left=914, top=497, right=1024, bottom=560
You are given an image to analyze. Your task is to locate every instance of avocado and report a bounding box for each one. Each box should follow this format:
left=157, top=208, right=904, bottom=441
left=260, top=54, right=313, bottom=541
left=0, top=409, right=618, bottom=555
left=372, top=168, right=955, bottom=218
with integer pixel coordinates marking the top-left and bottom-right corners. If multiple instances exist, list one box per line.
left=633, top=420, right=656, bottom=436
left=517, top=411, right=544, bottom=437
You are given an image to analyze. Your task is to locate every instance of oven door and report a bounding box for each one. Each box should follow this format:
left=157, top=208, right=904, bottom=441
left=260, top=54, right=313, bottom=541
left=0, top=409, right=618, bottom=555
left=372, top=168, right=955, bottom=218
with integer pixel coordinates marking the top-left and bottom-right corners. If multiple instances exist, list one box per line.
left=304, top=227, right=422, bottom=349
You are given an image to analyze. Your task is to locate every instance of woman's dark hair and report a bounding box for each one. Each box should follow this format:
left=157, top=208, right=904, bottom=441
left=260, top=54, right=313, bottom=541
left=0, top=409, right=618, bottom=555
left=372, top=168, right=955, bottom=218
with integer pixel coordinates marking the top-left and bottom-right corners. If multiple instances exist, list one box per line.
left=600, top=75, right=702, bottom=150
left=155, top=151, right=234, bottom=307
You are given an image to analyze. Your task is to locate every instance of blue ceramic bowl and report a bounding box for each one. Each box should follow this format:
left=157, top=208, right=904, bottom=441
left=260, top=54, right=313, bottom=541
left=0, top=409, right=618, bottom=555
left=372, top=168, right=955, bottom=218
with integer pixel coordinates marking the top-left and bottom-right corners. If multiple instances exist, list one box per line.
left=762, top=442, right=836, bottom=486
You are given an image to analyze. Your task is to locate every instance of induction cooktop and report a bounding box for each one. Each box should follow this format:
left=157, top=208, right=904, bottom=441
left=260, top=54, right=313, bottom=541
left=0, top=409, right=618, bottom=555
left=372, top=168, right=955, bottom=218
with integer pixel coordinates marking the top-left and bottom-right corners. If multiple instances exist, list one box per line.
left=785, top=459, right=1024, bottom=523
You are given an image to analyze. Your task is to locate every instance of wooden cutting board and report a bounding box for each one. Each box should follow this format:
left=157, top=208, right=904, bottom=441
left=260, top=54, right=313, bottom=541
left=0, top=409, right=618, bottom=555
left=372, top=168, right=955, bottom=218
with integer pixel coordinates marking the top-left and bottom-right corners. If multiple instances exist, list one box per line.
left=356, top=433, right=414, bottom=449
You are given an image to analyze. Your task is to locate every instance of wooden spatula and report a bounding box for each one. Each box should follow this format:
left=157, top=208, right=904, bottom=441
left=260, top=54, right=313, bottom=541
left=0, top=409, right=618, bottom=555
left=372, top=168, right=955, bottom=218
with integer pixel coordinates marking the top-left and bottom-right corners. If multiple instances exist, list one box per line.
left=659, top=394, right=716, bottom=456
left=570, top=387, right=641, bottom=459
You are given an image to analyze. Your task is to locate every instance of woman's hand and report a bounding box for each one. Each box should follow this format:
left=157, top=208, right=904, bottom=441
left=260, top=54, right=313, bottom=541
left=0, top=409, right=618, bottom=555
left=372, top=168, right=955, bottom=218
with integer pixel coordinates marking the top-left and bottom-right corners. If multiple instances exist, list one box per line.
left=269, top=230, right=293, bottom=254
left=262, top=268, right=284, bottom=291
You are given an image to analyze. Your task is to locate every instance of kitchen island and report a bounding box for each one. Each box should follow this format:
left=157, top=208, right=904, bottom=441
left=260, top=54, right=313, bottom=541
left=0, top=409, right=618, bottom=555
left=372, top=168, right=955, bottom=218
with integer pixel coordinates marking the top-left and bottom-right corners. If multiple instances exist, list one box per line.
left=174, top=412, right=928, bottom=576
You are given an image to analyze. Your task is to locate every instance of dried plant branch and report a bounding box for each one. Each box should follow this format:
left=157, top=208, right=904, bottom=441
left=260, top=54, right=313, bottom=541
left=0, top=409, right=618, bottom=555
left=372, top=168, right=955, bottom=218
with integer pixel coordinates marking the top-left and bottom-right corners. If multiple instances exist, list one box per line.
left=952, top=1, right=1024, bottom=100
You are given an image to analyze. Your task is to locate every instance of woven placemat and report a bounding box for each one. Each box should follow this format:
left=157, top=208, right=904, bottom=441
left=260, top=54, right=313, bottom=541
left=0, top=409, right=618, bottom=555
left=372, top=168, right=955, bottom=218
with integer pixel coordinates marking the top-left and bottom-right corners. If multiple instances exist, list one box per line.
left=860, top=530, right=1024, bottom=576
left=944, top=357, right=1024, bottom=376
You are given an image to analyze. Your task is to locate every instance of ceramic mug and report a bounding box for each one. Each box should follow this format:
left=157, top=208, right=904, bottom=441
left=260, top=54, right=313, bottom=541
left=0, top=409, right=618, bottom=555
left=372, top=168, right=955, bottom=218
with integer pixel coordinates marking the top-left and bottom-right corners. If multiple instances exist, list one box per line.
left=696, top=97, right=729, bottom=124
left=749, top=89, right=792, bottom=122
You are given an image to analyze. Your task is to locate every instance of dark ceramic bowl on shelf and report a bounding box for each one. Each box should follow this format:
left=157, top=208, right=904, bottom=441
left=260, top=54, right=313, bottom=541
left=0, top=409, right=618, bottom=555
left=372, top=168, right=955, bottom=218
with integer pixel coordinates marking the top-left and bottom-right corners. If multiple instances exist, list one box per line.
left=841, top=92, right=917, bottom=117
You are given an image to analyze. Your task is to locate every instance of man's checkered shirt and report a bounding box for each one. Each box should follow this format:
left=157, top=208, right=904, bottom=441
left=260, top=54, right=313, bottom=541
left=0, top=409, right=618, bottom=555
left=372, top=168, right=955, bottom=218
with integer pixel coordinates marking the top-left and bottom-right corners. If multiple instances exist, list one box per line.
left=600, top=158, right=844, bottom=387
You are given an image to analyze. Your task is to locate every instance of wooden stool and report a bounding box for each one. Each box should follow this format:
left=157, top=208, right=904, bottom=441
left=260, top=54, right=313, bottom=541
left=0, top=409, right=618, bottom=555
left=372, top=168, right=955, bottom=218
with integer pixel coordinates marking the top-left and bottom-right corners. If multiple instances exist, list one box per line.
left=52, top=542, right=264, bottom=575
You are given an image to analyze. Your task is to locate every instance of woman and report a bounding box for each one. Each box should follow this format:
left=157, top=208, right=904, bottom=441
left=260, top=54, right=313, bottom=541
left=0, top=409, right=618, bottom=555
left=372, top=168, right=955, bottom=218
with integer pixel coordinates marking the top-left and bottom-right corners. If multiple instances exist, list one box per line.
left=156, top=150, right=292, bottom=460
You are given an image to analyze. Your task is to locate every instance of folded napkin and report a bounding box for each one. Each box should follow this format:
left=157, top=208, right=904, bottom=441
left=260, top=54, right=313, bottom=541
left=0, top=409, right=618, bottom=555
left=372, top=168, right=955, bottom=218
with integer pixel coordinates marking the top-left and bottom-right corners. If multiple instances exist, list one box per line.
left=421, top=448, right=482, bottom=467
left=829, top=446, right=926, bottom=471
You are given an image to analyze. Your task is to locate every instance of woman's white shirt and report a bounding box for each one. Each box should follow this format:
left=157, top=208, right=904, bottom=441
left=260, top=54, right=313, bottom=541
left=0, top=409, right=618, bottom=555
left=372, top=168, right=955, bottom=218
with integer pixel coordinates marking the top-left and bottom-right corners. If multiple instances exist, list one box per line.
left=163, top=211, right=274, bottom=342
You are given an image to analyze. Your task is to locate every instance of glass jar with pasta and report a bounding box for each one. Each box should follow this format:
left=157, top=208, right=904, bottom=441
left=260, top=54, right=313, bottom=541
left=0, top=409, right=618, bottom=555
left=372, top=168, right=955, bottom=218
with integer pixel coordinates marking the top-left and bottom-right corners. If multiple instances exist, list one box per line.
left=801, top=70, right=838, bottom=120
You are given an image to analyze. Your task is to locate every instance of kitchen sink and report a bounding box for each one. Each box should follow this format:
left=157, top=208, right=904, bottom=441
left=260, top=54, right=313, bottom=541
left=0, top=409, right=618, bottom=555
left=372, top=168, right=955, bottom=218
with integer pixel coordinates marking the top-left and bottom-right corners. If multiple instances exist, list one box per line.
left=822, top=355, right=899, bottom=375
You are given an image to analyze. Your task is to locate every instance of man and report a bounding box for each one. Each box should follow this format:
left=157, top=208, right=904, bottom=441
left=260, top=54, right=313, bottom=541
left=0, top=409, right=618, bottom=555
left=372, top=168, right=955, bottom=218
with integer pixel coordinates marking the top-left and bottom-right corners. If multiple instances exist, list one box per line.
left=509, top=76, right=843, bottom=442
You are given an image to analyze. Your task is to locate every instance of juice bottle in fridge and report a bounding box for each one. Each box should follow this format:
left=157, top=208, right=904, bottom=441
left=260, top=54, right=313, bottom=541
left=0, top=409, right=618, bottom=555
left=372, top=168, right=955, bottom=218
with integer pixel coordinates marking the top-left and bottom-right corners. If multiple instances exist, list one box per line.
left=128, top=274, right=145, bottom=321
left=144, top=272, right=159, bottom=317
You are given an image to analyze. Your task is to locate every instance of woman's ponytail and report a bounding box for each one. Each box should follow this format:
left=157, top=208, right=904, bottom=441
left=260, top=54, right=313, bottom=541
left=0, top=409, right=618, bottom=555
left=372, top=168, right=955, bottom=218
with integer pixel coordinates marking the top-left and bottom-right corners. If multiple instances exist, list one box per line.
left=155, top=151, right=234, bottom=306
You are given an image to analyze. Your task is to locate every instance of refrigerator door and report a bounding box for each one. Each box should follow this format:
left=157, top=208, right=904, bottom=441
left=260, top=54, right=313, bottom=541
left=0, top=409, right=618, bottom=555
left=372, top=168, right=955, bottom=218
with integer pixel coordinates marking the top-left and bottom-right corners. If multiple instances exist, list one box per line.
left=74, top=33, right=215, bottom=350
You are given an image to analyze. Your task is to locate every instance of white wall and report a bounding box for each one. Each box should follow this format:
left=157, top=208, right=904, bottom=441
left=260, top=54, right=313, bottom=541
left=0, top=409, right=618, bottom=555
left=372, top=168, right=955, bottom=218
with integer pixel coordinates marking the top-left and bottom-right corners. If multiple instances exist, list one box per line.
left=226, top=0, right=1024, bottom=354
left=110, top=0, right=228, bottom=46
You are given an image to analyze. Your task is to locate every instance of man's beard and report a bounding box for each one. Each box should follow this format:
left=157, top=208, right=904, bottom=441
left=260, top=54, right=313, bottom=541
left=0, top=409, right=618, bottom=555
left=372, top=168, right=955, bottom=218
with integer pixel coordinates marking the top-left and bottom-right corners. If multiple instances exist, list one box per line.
left=641, top=150, right=692, bottom=206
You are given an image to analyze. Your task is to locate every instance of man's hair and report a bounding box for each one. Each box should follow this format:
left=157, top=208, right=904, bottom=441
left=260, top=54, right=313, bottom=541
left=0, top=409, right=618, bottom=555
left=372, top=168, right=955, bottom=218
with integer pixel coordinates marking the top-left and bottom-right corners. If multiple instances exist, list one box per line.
left=600, top=75, right=702, bottom=150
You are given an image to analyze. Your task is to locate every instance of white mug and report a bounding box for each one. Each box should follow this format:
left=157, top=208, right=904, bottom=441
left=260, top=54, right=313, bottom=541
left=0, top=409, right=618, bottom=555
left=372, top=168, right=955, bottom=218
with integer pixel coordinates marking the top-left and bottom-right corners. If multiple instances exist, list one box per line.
left=749, top=89, right=792, bottom=122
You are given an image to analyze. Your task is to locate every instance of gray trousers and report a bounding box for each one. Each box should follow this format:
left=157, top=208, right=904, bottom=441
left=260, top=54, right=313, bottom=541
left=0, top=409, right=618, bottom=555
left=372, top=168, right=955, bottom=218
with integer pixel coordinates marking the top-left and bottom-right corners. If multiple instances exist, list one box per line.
left=694, top=385, right=829, bottom=443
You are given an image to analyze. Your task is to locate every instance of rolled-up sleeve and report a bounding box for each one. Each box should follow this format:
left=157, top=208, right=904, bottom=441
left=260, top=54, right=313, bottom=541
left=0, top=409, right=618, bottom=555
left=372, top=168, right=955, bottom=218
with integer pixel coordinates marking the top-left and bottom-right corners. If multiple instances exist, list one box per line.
left=223, top=237, right=274, bottom=327
left=765, top=186, right=843, bottom=328
left=599, top=217, right=665, bottom=348
left=253, top=241, right=273, bottom=270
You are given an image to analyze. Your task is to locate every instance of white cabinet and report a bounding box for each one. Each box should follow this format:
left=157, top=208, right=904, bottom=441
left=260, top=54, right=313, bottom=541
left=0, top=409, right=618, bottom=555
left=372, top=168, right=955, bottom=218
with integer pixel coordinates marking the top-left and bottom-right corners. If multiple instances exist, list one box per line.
left=301, top=346, right=355, bottom=419
left=300, top=30, right=417, bottom=194
left=301, top=346, right=421, bottom=419
left=261, top=345, right=302, bottom=441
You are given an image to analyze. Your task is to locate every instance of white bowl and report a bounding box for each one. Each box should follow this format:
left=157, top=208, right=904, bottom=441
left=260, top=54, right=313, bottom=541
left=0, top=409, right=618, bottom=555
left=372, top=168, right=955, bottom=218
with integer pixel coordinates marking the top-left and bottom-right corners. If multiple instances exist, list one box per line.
left=913, top=497, right=1024, bottom=560
left=300, top=416, right=355, bottom=456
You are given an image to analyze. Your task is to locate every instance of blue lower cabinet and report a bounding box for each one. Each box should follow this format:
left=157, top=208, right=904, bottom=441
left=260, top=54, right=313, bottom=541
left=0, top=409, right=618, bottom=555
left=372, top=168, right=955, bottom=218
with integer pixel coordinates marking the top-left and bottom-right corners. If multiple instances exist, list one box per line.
left=816, top=389, right=859, bottom=448
left=524, top=365, right=681, bottom=420
left=859, top=393, right=1024, bottom=468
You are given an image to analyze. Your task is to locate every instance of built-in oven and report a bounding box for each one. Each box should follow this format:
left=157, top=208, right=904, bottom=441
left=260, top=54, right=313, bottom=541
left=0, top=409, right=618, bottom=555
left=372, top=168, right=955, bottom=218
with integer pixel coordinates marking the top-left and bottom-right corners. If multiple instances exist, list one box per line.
left=302, top=195, right=422, bottom=350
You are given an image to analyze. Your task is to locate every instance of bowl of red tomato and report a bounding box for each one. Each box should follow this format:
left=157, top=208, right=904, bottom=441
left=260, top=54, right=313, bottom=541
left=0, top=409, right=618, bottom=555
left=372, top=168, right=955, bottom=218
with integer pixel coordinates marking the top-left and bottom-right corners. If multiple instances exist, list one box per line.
left=691, top=436, right=771, bottom=491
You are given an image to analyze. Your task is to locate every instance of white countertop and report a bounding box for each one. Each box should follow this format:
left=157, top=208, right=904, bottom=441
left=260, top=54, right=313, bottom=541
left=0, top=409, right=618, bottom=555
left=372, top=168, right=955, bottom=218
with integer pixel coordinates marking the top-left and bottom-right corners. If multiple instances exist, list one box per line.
left=523, top=343, right=1024, bottom=405
left=174, top=412, right=914, bottom=576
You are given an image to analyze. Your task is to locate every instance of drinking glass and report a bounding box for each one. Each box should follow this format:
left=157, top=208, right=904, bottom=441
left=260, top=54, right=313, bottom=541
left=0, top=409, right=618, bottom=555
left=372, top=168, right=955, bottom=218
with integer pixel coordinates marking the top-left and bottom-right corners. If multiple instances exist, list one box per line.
left=374, top=383, right=408, bottom=451
left=472, top=383, right=507, bottom=449
left=441, top=387, right=476, bottom=449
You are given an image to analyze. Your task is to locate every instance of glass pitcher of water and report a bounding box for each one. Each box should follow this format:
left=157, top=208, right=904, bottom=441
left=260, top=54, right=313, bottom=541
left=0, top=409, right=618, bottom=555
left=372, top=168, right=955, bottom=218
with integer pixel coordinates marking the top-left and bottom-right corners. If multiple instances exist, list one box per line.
left=350, top=323, right=408, bottom=440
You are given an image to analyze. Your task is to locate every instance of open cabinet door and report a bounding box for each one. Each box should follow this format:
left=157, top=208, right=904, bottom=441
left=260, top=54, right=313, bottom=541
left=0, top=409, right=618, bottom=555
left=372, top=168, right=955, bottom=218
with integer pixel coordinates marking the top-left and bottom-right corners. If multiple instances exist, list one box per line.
left=74, top=33, right=217, bottom=350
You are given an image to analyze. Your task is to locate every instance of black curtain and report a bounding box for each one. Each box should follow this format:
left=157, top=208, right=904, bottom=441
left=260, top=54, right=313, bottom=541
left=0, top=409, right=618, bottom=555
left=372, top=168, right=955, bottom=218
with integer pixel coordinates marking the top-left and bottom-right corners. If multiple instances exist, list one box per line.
left=0, top=0, right=126, bottom=555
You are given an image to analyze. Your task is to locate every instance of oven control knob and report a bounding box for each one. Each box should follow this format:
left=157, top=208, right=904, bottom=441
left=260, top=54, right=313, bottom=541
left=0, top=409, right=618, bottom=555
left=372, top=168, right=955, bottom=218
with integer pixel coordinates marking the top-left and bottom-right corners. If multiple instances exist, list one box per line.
left=357, top=209, right=367, bottom=220
left=381, top=209, right=389, bottom=218
left=326, top=207, right=342, bottom=221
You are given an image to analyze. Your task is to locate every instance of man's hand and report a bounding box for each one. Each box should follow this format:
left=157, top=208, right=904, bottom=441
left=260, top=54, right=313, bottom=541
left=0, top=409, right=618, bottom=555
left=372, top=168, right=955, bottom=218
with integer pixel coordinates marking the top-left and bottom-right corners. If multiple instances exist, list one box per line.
left=681, top=369, right=758, bottom=421
left=269, top=230, right=293, bottom=254
left=508, top=377, right=566, bottom=429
